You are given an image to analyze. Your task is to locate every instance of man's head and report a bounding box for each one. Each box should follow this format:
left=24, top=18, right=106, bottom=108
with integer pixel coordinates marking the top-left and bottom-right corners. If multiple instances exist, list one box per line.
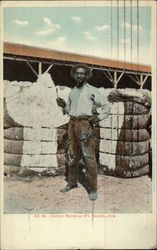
left=71, top=64, right=92, bottom=88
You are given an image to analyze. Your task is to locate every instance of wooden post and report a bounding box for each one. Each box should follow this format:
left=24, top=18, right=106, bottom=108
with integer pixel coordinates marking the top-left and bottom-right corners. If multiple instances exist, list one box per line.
left=26, top=61, right=38, bottom=77
left=45, top=64, right=53, bottom=73
left=140, top=74, right=143, bottom=89
left=140, top=74, right=149, bottom=89
left=114, top=70, right=117, bottom=89
left=39, top=62, right=42, bottom=75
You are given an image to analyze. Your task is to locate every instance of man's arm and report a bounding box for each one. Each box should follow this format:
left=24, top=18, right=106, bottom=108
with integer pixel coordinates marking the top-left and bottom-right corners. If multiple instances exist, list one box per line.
left=56, top=96, right=71, bottom=115
left=94, top=90, right=111, bottom=121
left=63, top=97, right=71, bottom=115
left=89, top=89, right=111, bottom=125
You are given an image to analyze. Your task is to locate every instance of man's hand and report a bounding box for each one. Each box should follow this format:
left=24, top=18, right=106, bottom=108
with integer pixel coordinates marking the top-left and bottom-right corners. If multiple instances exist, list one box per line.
left=89, top=114, right=100, bottom=125
left=56, top=97, right=66, bottom=108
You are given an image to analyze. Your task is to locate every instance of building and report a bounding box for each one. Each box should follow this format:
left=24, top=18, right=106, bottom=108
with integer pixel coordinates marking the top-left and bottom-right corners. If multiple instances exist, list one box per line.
left=3, top=42, right=151, bottom=90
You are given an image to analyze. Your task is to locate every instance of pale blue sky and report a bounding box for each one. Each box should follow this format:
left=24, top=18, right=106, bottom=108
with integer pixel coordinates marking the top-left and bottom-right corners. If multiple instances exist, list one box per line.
left=3, top=6, right=151, bottom=64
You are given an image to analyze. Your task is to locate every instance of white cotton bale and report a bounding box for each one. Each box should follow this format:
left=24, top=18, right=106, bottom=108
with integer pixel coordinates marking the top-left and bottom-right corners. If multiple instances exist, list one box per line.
left=40, top=141, right=58, bottom=154
left=98, top=88, right=113, bottom=98
left=23, top=127, right=58, bottom=141
left=23, top=141, right=41, bottom=154
left=4, top=80, right=33, bottom=94
left=99, top=114, right=124, bottom=129
left=109, top=102, right=124, bottom=115
left=37, top=73, right=55, bottom=88
left=21, top=154, right=58, bottom=168
left=99, top=140, right=117, bottom=154
left=4, top=73, right=70, bottom=128
left=120, top=88, right=151, bottom=98
left=27, top=167, right=53, bottom=173
left=100, top=128, right=120, bottom=140
left=22, top=141, right=58, bottom=154
left=40, top=128, right=58, bottom=141
left=99, top=153, right=116, bottom=170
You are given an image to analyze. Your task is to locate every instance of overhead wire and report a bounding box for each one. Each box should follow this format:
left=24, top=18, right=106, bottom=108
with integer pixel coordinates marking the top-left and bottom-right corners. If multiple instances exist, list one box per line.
left=110, top=0, right=113, bottom=58
left=117, top=0, right=119, bottom=61
left=137, top=0, right=139, bottom=71
left=124, top=0, right=126, bottom=65
left=130, top=0, right=133, bottom=66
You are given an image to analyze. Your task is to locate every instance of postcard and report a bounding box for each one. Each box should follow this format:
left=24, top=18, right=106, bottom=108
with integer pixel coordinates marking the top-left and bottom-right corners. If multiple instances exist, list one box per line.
left=0, top=1, right=156, bottom=249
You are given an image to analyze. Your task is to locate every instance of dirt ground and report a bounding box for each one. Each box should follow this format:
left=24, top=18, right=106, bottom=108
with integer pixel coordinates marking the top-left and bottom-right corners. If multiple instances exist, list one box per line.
left=4, top=173, right=152, bottom=214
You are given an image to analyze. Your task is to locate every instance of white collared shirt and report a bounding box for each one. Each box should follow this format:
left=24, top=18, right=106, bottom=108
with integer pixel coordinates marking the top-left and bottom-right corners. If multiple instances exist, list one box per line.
left=64, top=83, right=111, bottom=121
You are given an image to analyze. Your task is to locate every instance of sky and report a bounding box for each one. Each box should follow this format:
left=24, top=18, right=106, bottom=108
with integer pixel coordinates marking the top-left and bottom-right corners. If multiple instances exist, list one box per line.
left=3, top=6, right=152, bottom=65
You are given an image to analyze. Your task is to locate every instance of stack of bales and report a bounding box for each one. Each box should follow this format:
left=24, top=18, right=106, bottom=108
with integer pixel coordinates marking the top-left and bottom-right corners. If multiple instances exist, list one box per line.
left=4, top=73, right=70, bottom=176
left=98, top=89, right=151, bottom=177
left=4, top=77, right=151, bottom=178
left=4, top=125, right=68, bottom=176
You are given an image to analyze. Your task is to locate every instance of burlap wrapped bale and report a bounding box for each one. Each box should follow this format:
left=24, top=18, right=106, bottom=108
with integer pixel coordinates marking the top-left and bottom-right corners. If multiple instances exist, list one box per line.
left=4, top=99, right=22, bottom=128
left=4, top=139, right=58, bottom=155
left=116, top=154, right=149, bottom=170
left=99, top=113, right=149, bottom=129
left=99, top=152, right=149, bottom=170
left=4, top=127, right=24, bottom=140
left=115, top=164, right=149, bottom=178
left=116, top=141, right=149, bottom=155
left=99, top=89, right=151, bottom=178
left=100, top=128, right=150, bottom=141
left=123, top=102, right=149, bottom=115
left=4, top=165, right=21, bottom=176
left=100, top=140, right=149, bottom=155
left=4, top=153, right=23, bottom=166
left=4, top=139, right=24, bottom=154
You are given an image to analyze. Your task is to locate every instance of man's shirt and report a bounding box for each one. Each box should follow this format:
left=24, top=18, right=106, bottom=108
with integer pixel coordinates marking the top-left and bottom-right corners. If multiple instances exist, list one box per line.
left=64, top=83, right=111, bottom=121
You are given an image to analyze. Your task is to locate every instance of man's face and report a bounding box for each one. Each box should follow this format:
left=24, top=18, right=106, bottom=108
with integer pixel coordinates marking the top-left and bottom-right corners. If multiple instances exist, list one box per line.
left=74, top=68, right=87, bottom=88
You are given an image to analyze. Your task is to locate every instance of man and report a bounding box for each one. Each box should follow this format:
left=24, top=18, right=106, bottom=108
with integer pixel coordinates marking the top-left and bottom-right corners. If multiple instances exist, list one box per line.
left=56, top=64, right=110, bottom=201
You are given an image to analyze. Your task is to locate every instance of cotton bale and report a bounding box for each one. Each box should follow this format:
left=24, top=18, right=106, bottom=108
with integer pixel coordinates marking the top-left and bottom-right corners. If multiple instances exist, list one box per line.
left=99, top=88, right=151, bottom=178
left=99, top=128, right=150, bottom=141
left=4, top=73, right=71, bottom=175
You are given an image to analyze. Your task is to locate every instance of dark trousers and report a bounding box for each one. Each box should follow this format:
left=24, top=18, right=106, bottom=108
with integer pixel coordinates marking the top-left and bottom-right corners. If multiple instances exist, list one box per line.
left=67, top=117, right=97, bottom=192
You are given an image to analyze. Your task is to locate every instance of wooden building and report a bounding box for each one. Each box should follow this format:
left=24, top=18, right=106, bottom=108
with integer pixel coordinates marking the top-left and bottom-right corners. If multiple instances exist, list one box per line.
left=3, top=42, right=151, bottom=90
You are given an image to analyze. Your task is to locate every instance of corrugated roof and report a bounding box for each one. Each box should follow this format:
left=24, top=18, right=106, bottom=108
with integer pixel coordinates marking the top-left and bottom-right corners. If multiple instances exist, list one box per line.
left=4, top=42, right=151, bottom=73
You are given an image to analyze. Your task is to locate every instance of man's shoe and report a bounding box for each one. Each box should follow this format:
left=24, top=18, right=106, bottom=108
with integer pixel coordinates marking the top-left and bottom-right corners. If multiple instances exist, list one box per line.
left=88, top=191, right=97, bottom=201
left=60, top=184, right=78, bottom=193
